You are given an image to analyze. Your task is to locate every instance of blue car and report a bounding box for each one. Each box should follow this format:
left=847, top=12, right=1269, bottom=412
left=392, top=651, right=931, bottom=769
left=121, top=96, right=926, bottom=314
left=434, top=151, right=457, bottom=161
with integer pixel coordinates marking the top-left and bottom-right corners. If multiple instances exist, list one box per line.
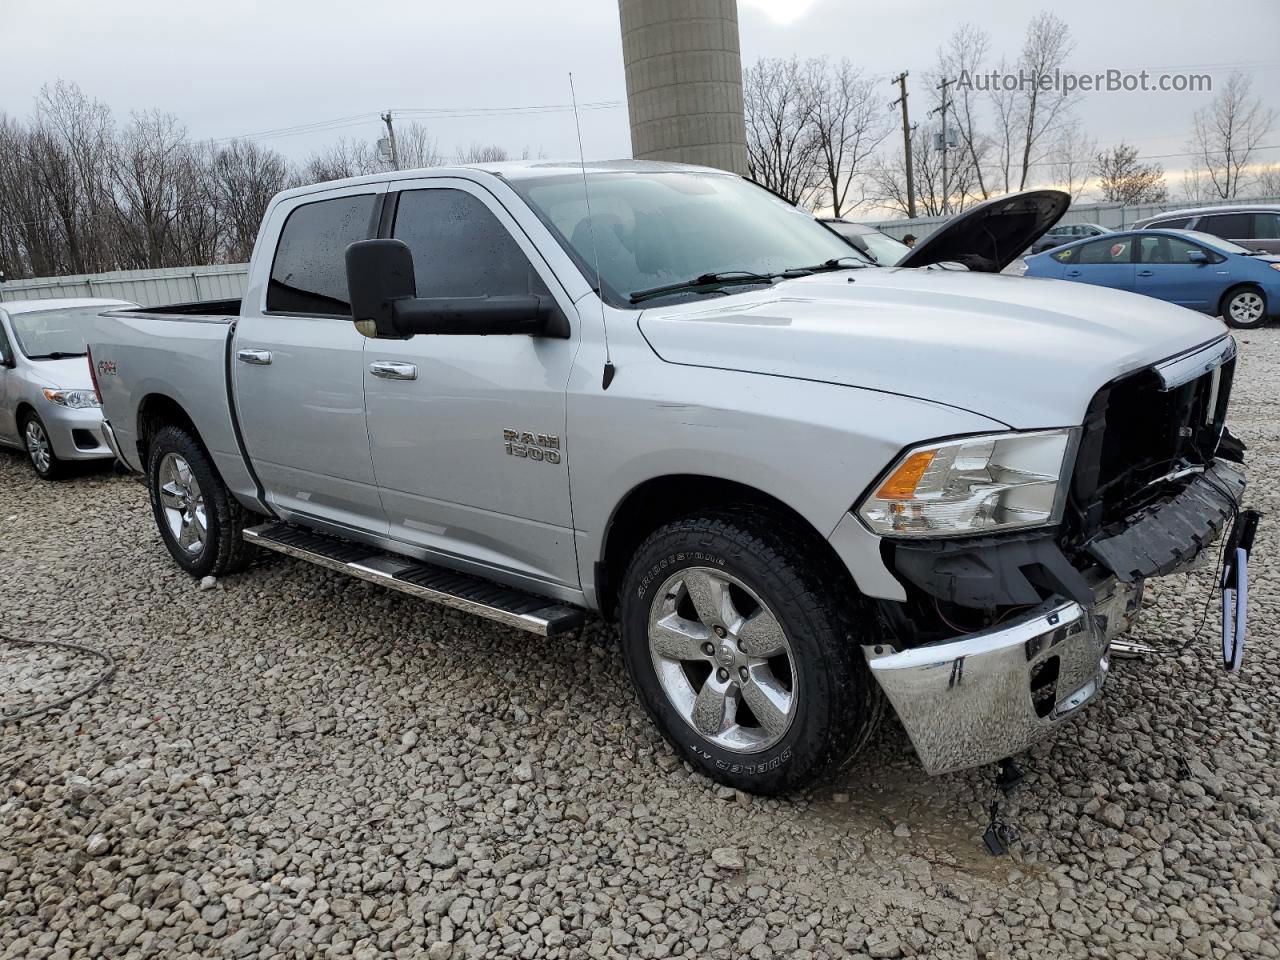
left=1023, top=228, right=1280, bottom=329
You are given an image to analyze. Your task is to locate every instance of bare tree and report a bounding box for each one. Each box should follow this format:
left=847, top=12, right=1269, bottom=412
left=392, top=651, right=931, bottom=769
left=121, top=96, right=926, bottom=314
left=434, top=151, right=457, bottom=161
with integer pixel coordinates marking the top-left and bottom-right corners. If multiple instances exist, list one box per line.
left=27, top=82, right=116, bottom=274
left=456, top=143, right=510, bottom=164
left=111, top=110, right=191, bottom=268
left=396, top=122, right=444, bottom=169
left=1048, top=120, right=1096, bottom=201
left=808, top=58, right=890, bottom=217
left=938, top=23, right=995, bottom=200
left=744, top=57, right=822, bottom=205
left=1255, top=163, right=1280, bottom=197
left=1092, top=142, right=1167, bottom=204
left=212, top=139, right=290, bottom=262
left=867, top=122, right=979, bottom=217
left=1187, top=72, right=1275, bottom=199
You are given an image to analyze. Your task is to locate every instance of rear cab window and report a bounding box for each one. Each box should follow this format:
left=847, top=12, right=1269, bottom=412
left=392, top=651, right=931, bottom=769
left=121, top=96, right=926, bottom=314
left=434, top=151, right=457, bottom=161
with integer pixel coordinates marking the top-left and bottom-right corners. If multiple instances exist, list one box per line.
left=266, top=194, right=379, bottom=315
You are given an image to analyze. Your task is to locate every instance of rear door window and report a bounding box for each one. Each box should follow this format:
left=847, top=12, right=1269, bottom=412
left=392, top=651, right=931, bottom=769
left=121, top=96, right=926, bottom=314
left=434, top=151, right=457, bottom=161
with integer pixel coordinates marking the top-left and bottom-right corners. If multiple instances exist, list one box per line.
left=1077, top=237, right=1133, bottom=264
left=1197, top=212, right=1253, bottom=240
left=1148, top=217, right=1191, bottom=230
left=267, top=194, right=378, bottom=315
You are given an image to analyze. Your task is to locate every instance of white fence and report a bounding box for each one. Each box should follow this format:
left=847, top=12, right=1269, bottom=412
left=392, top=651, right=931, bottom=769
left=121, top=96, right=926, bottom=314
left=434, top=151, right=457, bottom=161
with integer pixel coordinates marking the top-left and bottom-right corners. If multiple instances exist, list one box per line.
left=0, top=262, right=249, bottom=307
left=866, top=195, right=1280, bottom=243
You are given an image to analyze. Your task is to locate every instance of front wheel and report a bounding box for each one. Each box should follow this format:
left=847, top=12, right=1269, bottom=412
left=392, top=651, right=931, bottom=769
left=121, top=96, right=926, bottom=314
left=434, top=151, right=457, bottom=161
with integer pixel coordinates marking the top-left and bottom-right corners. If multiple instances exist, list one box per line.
left=146, top=425, right=254, bottom=578
left=619, top=511, right=882, bottom=795
left=22, top=414, right=64, bottom=480
left=1223, top=287, right=1267, bottom=329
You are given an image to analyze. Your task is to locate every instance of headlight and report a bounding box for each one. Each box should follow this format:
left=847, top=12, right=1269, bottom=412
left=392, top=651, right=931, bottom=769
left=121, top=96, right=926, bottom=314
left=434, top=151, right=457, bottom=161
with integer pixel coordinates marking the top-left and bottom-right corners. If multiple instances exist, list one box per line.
left=857, top=429, right=1077, bottom=537
left=42, top=388, right=100, bottom=409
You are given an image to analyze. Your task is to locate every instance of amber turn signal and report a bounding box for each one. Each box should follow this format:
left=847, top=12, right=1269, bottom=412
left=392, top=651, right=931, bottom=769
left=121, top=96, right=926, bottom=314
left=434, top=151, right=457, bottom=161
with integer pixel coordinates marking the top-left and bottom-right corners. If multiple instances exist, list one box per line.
left=875, top=449, right=936, bottom=500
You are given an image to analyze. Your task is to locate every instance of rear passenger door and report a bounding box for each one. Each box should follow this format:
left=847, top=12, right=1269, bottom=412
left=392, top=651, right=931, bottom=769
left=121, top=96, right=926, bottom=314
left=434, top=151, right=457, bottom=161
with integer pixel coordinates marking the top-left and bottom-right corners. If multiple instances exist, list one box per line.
left=362, top=179, right=581, bottom=594
left=234, top=184, right=388, bottom=535
left=1062, top=236, right=1135, bottom=292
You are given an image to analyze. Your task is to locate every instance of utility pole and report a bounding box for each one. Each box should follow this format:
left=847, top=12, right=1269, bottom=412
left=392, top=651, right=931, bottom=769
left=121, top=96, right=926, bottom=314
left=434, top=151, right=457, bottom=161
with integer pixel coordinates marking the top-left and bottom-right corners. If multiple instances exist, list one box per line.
left=931, top=77, right=953, bottom=215
left=380, top=111, right=400, bottom=170
left=889, top=72, right=916, bottom=219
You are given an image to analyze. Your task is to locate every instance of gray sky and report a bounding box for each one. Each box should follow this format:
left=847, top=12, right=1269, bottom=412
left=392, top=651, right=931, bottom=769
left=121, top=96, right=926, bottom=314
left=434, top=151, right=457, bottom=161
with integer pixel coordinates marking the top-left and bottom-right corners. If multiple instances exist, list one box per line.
left=4, top=0, right=1279, bottom=184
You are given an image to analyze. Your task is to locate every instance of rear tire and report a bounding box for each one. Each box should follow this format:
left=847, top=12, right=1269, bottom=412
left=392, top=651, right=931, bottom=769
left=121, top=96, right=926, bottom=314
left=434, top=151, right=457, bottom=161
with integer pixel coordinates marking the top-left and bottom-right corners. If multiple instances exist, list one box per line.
left=1222, top=286, right=1268, bottom=329
left=21, top=413, right=64, bottom=481
left=619, top=510, right=882, bottom=795
left=146, top=425, right=253, bottom=578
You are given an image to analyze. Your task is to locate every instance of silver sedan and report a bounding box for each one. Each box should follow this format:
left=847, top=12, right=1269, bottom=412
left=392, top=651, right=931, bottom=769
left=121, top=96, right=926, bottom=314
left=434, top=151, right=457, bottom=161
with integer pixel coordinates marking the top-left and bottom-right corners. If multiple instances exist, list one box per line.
left=0, top=298, right=134, bottom=479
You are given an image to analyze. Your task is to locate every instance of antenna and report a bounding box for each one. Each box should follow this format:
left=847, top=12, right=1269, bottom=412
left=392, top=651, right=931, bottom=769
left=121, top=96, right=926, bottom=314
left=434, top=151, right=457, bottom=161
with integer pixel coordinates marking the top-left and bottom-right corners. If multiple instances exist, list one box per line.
left=569, top=72, right=615, bottom=390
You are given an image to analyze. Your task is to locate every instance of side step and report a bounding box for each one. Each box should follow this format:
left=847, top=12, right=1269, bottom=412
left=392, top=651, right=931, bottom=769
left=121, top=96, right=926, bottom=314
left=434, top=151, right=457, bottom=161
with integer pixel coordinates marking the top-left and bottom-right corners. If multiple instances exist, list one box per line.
left=243, top=522, right=585, bottom=637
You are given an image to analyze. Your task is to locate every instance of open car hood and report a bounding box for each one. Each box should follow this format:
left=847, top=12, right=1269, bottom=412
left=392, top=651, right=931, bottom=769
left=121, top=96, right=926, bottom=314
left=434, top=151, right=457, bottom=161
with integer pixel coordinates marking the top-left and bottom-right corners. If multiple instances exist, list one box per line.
left=897, top=189, right=1070, bottom=273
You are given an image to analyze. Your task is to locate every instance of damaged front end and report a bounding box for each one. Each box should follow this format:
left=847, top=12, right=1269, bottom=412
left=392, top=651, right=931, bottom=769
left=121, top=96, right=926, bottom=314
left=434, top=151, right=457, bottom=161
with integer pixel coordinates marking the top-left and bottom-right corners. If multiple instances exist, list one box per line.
left=864, top=335, right=1245, bottom=774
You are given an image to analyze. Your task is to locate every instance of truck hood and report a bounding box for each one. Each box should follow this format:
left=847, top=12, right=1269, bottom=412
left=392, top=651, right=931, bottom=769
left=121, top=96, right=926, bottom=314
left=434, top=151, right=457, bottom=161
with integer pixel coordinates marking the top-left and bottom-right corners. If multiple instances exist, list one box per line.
left=24, top=357, right=93, bottom=390
left=637, top=268, right=1228, bottom=428
left=897, top=189, right=1070, bottom=272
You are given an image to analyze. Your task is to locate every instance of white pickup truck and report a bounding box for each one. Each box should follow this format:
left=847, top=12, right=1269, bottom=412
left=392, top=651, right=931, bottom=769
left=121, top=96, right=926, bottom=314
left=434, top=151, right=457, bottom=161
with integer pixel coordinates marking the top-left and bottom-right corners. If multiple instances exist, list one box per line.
left=89, top=161, right=1248, bottom=794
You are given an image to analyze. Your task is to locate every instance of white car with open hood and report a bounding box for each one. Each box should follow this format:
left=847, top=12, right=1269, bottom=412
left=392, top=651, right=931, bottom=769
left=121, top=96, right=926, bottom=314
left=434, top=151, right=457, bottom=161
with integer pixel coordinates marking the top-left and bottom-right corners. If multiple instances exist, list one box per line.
left=87, top=161, right=1251, bottom=794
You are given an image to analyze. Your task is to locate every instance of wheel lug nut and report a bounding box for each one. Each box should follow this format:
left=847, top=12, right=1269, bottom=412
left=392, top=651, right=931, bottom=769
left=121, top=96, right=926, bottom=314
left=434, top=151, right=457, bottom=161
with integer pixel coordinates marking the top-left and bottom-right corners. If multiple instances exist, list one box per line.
left=702, top=642, right=715, bottom=656
left=716, top=668, right=730, bottom=683
left=713, top=625, right=727, bottom=639
left=739, top=666, right=749, bottom=682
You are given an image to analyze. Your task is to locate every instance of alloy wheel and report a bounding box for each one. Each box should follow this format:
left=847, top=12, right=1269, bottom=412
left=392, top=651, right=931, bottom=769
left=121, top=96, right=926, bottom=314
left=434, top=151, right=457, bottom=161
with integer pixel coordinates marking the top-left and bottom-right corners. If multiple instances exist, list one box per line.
left=24, top=420, right=51, bottom=474
left=647, top=566, right=798, bottom=753
left=1229, top=291, right=1264, bottom=325
left=158, top=452, right=207, bottom=554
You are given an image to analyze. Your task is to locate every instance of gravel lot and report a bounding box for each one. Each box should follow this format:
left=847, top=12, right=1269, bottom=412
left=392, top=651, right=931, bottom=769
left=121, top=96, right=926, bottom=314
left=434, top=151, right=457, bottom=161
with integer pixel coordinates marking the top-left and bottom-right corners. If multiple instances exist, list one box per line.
left=2, top=331, right=1277, bottom=960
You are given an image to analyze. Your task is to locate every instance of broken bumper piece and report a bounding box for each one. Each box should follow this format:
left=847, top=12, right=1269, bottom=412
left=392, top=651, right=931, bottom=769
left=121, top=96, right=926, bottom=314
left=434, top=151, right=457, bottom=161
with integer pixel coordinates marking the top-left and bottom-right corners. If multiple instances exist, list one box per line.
left=863, top=577, right=1141, bottom=774
left=1086, top=459, right=1245, bottom=581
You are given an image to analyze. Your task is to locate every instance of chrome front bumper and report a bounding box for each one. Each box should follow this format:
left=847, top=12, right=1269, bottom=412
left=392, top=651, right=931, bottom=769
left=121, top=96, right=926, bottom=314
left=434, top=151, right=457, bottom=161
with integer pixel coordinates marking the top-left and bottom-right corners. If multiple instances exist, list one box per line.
left=864, top=577, right=1142, bottom=774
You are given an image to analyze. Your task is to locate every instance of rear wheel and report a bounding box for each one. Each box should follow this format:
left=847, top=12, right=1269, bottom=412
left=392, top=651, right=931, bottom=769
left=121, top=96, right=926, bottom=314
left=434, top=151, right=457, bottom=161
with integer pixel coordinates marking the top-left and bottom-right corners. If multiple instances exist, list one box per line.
left=619, top=510, right=882, bottom=795
left=146, top=425, right=253, bottom=578
left=1223, top=287, right=1267, bottom=329
left=21, top=413, right=64, bottom=480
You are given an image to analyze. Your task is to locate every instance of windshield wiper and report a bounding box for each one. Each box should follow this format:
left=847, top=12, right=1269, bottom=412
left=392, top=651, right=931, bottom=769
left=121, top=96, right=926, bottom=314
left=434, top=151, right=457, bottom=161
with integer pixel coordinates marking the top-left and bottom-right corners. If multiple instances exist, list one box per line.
left=28, top=351, right=86, bottom=360
left=629, top=271, right=778, bottom=304
left=784, top=255, right=870, bottom=273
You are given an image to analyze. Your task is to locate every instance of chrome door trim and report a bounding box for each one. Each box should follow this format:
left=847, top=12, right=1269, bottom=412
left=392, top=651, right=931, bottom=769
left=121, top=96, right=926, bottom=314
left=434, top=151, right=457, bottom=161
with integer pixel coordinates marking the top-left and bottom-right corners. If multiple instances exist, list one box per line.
left=369, top=361, right=418, bottom=381
left=236, top=348, right=273, bottom=365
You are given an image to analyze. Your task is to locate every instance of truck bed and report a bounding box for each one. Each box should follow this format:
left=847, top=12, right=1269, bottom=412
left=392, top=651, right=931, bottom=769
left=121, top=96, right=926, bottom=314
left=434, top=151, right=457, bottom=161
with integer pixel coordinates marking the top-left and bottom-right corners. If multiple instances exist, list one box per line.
left=89, top=303, right=266, bottom=512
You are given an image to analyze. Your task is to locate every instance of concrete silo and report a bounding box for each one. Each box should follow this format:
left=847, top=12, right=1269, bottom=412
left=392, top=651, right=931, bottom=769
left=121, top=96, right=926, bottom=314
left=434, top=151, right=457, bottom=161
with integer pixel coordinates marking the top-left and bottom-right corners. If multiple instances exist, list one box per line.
left=617, top=0, right=749, bottom=175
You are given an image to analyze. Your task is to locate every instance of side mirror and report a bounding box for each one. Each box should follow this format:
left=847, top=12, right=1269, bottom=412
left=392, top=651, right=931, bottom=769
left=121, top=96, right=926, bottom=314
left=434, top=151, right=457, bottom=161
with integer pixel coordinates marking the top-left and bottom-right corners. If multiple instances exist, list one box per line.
left=1187, top=250, right=1209, bottom=265
left=345, top=238, right=569, bottom=340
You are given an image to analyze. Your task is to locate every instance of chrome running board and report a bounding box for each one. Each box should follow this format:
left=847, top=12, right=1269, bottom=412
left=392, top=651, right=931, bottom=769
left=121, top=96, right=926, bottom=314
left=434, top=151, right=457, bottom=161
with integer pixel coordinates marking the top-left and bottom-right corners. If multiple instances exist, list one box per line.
left=243, top=522, right=584, bottom=637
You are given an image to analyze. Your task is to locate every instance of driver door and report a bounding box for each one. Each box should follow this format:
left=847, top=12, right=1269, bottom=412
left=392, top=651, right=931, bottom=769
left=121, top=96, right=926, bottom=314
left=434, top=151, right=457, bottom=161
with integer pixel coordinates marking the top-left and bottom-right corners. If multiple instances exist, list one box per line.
left=362, top=179, right=581, bottom=594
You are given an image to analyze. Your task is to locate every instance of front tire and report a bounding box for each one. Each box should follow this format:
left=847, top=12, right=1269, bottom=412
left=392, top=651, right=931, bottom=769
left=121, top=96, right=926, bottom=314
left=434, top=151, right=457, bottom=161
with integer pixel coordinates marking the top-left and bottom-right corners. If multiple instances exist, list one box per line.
left=1223, top=287, right=1267, bottom=329
left=619, top=511, right=882, bottom=795
left=22, top=413, right=64, bottom=480
left=146, top=425, right=253, bottom=578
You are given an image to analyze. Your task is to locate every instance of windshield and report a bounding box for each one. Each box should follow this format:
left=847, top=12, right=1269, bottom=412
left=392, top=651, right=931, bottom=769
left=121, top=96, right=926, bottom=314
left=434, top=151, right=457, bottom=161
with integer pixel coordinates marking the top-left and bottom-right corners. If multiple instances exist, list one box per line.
left=1176, top=230, right=1254, bottom=256
left=859, top=231, right=910, bottom=266
left=511, top=172, right=868, bottom=307
left=8, top=306, right=102, bottom=359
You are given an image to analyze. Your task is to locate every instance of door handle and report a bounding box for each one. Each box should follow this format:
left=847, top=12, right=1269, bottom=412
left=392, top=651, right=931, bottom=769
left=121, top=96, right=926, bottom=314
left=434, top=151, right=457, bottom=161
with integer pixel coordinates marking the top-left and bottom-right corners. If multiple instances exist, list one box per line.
left=1137, top=270, right=1154, bottom=277
left=1066, top=270, right=1082, bottom=277
left=369, top=361, right=418, bottom=381
left=236, top=349, right=272, bottom=365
